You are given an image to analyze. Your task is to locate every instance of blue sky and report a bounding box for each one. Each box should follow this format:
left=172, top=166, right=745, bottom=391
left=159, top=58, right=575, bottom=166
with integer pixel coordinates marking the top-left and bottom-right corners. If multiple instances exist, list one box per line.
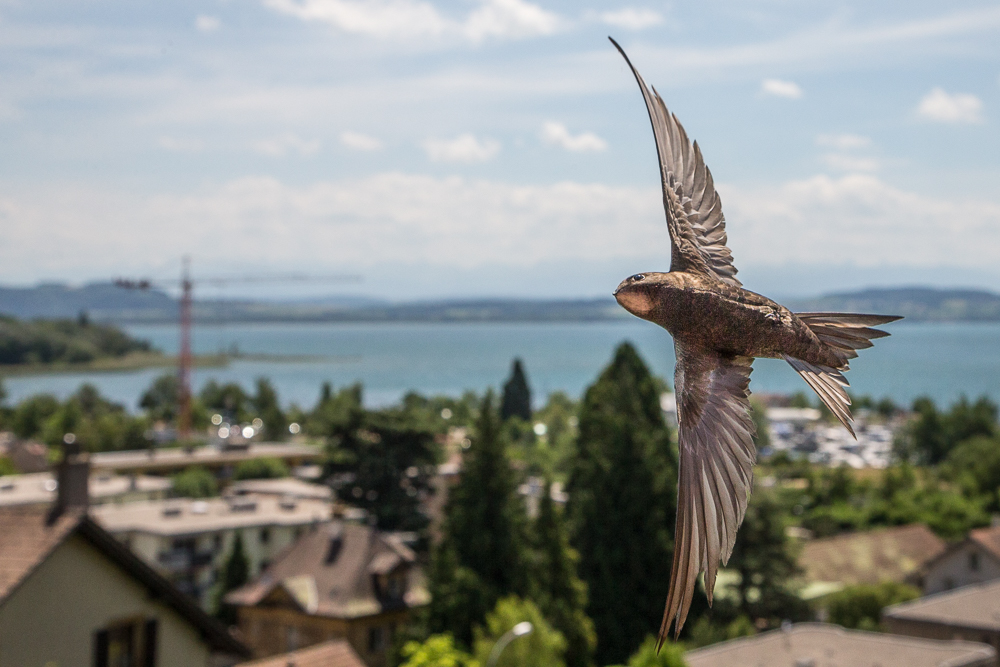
left=1, top=0, right=999, bottom=300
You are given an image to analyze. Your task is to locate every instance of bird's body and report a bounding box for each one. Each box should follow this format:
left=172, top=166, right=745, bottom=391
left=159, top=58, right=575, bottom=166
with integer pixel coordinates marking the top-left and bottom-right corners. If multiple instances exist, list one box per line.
left=608, top=38, right=901, bottom=647
left=617, top=271, right=841, bottom=367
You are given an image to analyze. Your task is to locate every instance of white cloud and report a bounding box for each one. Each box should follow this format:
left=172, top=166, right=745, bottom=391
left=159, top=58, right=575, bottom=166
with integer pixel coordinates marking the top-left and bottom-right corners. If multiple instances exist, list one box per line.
left=917, top=87, right=984, bottom=124
left=340, top=131, right=382, bottom=151
left=423, top=134, right=500, bottom=163
left=541, top=122, right=607, bottom=152
left=158, top=136, right=204, bottom=153
left=0, top=175, right=661, bottom=278
left=821, top=153, right=879, bottom=172
left=816, top=133, right=871, bottom=150
left=253, top=133, right=321, bottom=157
left=195, top=15, right=221, bottom=32
left=760, top=78, right=802, bottom=99
left=595, top=8, right=663, bottom=31
left=464, top=0, right=560, bottom=41
left=261, top=0, right=559, bottom=42
left=721, top=174, right=1000, bottom=268
left=4, top=173, right=1000, bottom=288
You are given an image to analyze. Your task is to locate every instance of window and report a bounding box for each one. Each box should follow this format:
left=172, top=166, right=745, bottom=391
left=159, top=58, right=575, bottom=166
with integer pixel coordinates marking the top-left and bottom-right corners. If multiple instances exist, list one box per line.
left=969, top=551, right=980, bottom=572
left=93, top=618, right=157, bottom=667
left=368, top=626, right=387, bottom=653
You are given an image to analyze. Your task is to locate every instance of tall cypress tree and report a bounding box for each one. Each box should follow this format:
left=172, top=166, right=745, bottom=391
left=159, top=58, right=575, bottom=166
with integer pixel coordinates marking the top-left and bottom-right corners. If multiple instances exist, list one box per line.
left=532, top=478, right=596, bottom=667
left=427, top=391, right=529, bottom=646
left=501, top=358, right=532, bottom=422
left=567, top=342, right=676, bottom=666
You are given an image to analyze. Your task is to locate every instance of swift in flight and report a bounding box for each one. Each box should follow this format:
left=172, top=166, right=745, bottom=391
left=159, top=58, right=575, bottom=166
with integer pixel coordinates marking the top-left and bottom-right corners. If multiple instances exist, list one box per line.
left=608, top=37, right=900, bottom=646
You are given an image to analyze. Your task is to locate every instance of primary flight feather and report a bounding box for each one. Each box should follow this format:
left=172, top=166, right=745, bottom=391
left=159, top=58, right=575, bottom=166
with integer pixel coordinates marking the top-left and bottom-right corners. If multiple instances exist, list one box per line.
left=607, top=37, right=901, bottom=647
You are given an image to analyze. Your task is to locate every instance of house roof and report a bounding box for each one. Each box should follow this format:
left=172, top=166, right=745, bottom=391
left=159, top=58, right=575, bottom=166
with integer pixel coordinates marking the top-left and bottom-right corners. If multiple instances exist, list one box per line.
left=968, top=525, right=1000, bottom=561
left=91, top=493, right=331, bottom=537
left=90, top=443, right=321, bottom=473
left=798, top=524, right=946, bottom=587
left=227, top=477, right=332, bottom=501
left=883, top=579, right=1000, bottom=632
left=0, top=505, right=249, bottom=657
left=685, top=623, right=996, bottom=667
left=235, top=638, right=365, bottom=667
left=0, top=472, right=171, bottom=507
left=225, top=521, right=429, bottom=619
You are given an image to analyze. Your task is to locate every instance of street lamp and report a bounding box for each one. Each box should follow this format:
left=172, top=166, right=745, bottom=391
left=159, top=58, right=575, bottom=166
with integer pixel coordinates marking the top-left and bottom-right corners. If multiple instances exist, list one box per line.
left=486, top=621, right=533, bottom=667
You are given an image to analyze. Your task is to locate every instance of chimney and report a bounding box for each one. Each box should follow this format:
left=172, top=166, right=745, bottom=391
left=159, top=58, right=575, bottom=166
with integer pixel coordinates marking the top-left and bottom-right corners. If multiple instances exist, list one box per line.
left=47, top=433, right=90, bottom=524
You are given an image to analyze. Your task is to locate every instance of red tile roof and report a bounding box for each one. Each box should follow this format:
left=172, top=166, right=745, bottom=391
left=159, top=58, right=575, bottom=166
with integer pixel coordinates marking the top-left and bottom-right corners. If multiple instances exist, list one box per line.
left=235, top=639, right=365, bottom=667
left=0, top=505, right=81, bottom=601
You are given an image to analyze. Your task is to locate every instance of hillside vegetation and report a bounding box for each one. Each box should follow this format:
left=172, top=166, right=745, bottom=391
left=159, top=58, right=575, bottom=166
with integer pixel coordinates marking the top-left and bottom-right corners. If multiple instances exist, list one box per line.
left=0, top=314, right=153, bottom=366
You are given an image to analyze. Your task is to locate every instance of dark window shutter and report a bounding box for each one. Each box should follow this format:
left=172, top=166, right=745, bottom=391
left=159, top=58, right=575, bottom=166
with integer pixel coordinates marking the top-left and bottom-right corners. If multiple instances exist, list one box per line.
left=143, top=619, right=159, bottom=667
left=93, top=629, right=109, bottom=667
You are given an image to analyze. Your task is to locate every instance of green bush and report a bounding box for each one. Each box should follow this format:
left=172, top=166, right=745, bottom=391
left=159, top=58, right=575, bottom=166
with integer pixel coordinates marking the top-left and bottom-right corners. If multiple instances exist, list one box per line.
left=232, top=456, right=289, bottom=481
left=400, top=634, right=479, bottom=667
left=825, top=581, right=920, bottom=631
left=473, top=597, right=566, bottom=667
left=172, top=466, right=218, bottom=498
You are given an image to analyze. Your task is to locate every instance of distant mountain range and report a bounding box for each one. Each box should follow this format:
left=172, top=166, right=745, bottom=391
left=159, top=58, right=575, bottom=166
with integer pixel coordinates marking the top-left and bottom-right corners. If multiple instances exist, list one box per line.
left=2, top=283, right=999, bottom=323
left=786, top=287, right=1000, bottom=322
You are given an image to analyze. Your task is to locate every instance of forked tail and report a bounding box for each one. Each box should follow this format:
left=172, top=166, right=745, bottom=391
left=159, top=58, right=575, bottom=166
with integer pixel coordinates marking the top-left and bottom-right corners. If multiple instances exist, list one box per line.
left=783, top=313, right=902, bottom=436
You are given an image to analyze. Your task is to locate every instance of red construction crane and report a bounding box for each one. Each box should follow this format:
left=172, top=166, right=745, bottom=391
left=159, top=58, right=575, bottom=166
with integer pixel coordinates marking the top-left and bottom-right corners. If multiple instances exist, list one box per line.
left=115, top=258, right=361, bottom=440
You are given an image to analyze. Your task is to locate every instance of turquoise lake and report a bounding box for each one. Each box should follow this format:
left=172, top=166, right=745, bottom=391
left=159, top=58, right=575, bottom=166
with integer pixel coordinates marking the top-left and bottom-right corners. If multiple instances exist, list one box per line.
left=2, top=321, right=998, bottom=411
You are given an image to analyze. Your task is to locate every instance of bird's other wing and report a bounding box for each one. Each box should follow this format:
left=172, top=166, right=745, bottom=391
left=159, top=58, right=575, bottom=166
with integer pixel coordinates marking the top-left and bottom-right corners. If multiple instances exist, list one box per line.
left=659, top=343, right=756, bottom=647
left=610, top=37, right=741, bottom=287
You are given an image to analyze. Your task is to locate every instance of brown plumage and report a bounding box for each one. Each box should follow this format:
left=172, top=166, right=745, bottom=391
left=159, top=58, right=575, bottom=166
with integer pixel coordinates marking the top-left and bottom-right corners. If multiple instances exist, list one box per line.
left=608, top=37, right=901, bottom=647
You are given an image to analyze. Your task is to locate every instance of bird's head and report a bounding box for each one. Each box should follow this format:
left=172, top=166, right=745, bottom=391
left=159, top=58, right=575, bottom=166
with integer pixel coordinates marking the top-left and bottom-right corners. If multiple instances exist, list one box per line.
left=614, top=272, right=670, bottom=320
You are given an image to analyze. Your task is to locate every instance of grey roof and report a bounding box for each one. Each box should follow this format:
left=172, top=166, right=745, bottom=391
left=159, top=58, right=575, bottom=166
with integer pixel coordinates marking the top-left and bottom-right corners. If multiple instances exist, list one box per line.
left=227, top=477, right=332, bottom=501
left=798, top=524, right=946, bottom=587
left=225, top=521, right=429, bottom=619
left=90, top=443, right=321, bottom=473
left=0, top=472, right=171, bottom=507
left=91, top=494, right=331, bottom=537
left=884, top=579, right=1000, bottom=631
left=685, top=623, right=996, bottom=667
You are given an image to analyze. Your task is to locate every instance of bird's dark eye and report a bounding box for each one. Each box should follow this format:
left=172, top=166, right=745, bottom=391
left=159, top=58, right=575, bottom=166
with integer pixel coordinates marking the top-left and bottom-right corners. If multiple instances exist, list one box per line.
left=631, top=274, right=645, bottom=282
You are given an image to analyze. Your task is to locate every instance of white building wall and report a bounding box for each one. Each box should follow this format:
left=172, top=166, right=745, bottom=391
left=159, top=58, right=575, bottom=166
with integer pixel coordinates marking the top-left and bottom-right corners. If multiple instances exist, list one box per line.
left=924, top=544, right=1000, bottom=594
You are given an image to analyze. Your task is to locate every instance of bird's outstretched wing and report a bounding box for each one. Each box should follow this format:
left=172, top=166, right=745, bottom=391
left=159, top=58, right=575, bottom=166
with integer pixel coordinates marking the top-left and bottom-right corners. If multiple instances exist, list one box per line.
left=659, top=343, right=756, bottom=646
left=610, top=38, right=741, bottom=287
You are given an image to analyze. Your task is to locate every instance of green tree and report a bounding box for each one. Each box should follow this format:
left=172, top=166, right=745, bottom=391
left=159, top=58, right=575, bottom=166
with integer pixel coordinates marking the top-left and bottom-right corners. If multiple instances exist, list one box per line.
left=400, top=634, right=480, bottom=667
left=749, top=398, right=770, bottom=452
left=500, top=359, right=532, bottom=422
left=567, top=342, right=676, bottom=666
left=473, top=597, right=566, bottom=667
left=171, top=466, right=218, bottom=498
left=724, top=489, right=808, bottom=625
left=252, top=377, right=288, bottom=441
left=0, top=456, right=16, bottom=476
left=428, top=392, right=529, bottom=647
left=216, top=532, right=250, bottom=622
left=531, top=478, right=596, bottom=667
left=140, top=373, right=179, bottom=422
left=619, top=636, right=687, bottom=667
left=200, top=381, right=251, bottom=423
left=232, top=456, right=289, bottom=480
left=947, top=435, right=1000, bottom=511
left=12, top=394, right=60, bottom=438
left=825, top=582, right=920, bottom=631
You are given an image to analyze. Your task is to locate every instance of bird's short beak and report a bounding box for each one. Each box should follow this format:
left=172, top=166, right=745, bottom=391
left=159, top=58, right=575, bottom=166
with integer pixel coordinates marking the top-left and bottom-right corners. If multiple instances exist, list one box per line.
left=614, top=281, right=653, bottom=317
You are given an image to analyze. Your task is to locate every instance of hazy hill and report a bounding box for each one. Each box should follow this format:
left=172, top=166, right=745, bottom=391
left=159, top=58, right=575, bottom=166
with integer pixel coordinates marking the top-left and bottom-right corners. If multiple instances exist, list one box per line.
left=2, top=283, right=999, bottom=323
left=787, top=287, right=1000, bottom=321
